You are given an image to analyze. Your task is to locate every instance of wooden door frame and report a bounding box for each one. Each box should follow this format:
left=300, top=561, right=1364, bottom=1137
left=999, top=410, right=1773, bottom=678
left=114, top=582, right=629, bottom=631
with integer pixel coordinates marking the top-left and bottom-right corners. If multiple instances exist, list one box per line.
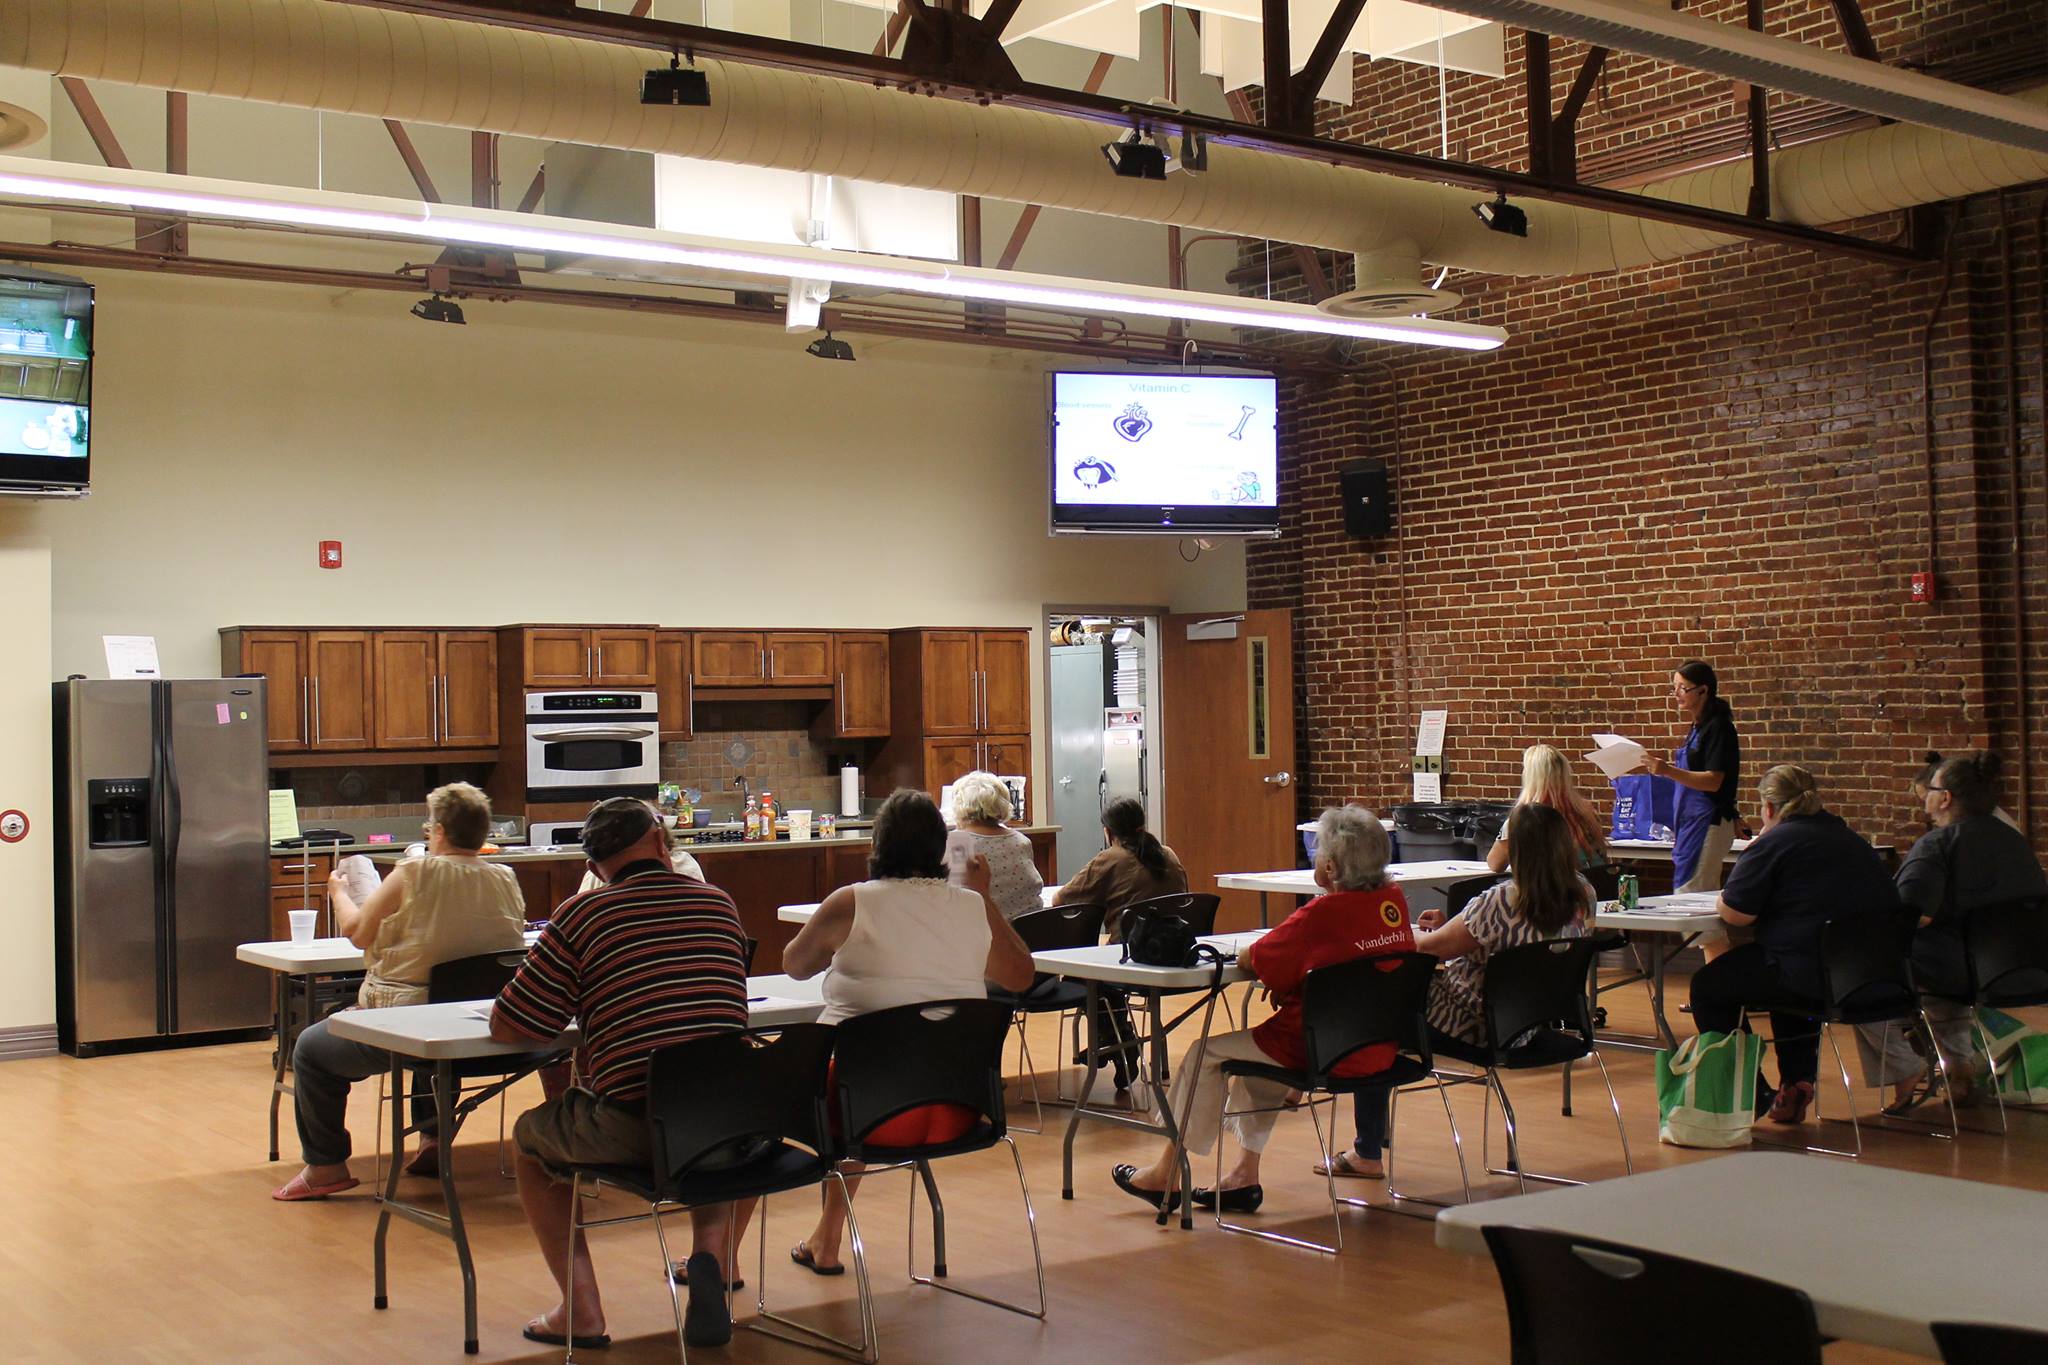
left=1040, top=602, right=1167, bottom=832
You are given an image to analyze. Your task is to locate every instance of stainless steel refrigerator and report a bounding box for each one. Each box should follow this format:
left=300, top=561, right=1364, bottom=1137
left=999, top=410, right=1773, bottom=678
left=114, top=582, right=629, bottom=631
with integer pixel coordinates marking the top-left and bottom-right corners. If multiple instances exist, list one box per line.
left=54, top=678, right=272, bottom=1055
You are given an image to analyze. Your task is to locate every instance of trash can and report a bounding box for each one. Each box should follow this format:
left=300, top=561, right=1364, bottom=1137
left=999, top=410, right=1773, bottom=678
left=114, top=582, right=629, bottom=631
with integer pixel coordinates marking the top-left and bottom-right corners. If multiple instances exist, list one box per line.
left=1392, top=802, right=1472, bottom=861
left=1462, top=801, right=1516, bottom=853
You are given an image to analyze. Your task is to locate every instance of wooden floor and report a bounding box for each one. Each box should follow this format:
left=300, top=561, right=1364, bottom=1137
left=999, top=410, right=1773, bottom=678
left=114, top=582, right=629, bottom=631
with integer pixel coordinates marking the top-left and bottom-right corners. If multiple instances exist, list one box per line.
left=6, top=979, right=2045, bottom=1364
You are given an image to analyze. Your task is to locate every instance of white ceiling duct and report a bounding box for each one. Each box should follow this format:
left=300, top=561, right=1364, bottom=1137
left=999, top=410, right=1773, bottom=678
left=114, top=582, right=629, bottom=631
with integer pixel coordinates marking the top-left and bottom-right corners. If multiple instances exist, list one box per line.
left=1, top=0, right=2046, bottom=285
left=1426, top=0, right=2048, bottom=154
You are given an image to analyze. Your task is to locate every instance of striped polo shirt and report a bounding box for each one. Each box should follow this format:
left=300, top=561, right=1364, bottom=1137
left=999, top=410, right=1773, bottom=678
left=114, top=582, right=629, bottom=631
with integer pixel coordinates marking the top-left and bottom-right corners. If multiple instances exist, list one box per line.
left=494, top=861, right=749, bottom=1102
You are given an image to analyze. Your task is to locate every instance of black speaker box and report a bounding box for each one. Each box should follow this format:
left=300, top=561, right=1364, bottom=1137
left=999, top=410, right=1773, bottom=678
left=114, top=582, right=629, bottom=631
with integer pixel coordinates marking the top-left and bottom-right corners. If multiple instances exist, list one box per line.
left=1342, top=460, right=1392, bottom=537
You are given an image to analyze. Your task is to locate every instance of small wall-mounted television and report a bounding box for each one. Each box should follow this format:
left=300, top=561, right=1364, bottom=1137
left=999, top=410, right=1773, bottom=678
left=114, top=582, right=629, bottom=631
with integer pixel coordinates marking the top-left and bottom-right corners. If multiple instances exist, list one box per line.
left=1048, top=371, right=1278, bottom=536
left=0, top=268, right=94, bottom=499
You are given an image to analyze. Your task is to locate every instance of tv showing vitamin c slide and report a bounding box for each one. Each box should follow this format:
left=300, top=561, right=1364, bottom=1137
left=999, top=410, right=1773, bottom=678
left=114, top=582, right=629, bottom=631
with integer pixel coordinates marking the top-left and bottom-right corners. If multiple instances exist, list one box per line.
left=1048, top=371, right=1278, bottom=536
left=0, top=268, right=94, bottom=498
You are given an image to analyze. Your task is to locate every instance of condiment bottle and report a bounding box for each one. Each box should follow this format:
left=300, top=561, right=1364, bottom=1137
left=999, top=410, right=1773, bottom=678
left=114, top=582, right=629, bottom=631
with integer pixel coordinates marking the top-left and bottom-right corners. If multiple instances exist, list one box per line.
left=743, top=796, right=761, bottom=842
left=759, top=790, right=777, bottom=841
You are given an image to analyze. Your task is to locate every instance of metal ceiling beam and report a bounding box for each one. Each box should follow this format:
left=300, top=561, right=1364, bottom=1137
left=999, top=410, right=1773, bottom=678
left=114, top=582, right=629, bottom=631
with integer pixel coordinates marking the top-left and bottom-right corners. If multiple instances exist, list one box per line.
left=1526, top=30, right=1554, bottom=179
left=996, top=51, right=1116, bottom=272
left=1744, top=0, right=1769, bottom=219
left=1550, top=45, right=1608, bottom=180
left=57, top=77, right=175, bottom=250
left=1292, top=0, right=1366, bottom=131
left=382, top=119, right=443, bottom=202
left=329, top=0, right=1926, bottom=265
left=1827, top=0, right=1878, bottom=63
left=162, top=92, right=189, bottom=254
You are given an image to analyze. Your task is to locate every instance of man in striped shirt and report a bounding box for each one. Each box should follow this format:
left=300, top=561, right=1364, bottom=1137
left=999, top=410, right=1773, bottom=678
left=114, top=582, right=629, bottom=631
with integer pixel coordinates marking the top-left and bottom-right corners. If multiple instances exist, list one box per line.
left=491, top=797, right=750, bottom=1351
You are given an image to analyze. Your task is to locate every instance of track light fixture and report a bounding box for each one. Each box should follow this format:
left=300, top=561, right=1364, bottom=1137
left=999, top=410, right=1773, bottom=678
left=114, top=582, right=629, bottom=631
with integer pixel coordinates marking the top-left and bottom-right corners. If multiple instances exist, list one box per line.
left=641, top=51, right=711, bottom=107
left=410, top=292, right=465, bottom=324
left=1472, top=191, right=1528, bottom=237
left=805, top=330, right=855, bottom=361
left=1101, top=128, right=1168, bottom=181
left=1176, top=130, right=1209, bottom=174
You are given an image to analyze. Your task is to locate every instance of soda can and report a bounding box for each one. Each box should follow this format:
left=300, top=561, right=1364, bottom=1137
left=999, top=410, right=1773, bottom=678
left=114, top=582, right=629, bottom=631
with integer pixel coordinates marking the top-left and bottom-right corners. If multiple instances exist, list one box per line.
left=1618, top=873, right=1639, bottom=909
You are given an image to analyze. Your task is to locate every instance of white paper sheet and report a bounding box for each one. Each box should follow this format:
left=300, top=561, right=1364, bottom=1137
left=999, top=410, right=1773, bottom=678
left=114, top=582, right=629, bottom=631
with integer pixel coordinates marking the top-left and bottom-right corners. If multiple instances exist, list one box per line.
left=1415, top=709, right=1448, bottom=757
left=1412, top=771, right=1442, bottom=803
left=337, top=855, right=381, bottom=905
left=1585, top=733, right=1646, bottom=779
left=103, top=634, right=160, bottom=678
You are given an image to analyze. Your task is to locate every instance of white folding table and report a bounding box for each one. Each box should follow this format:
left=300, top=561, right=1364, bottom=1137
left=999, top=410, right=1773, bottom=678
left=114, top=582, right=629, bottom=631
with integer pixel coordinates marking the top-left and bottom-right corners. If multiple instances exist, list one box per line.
left=1435, top=1152, right=2048, bottom=1357
left=1590, top=895, right=1725, bottom=1050
left=1214, top=860, right=1496, bottom=927
left=1608, top=836, right=1752, bottom=863
left=777, top=885, right=1057, bottom=925
left=1030, top=931, right=1261, bottom=1230
left=327, top=981, right=828, bottom=1355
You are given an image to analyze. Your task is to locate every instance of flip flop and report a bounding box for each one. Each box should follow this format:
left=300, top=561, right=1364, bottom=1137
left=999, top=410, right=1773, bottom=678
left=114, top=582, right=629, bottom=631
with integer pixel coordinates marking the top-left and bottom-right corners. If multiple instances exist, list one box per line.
left=522, top=1321, right=611, bottom=1350
left=1882, top=1082, right=1937, bottom=1118
left=670, top=1260, right=744, bottom=1291
left=1311, top=1152, right=1383, bottom=1180
left=789, top=1243, right=846, bottom=1277
left=272, top=1172, right=361, bottom=1202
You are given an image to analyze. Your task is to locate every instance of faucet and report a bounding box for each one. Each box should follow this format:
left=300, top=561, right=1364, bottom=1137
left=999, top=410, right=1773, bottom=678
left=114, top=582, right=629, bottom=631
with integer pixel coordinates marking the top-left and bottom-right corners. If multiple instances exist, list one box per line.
left=732, top=773, right=750, bottom=807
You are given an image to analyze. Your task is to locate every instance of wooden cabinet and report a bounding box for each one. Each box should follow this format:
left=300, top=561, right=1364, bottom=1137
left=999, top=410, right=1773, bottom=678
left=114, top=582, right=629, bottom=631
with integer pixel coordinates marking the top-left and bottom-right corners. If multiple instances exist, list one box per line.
left=694, top=631, right=765, bottom=686
left=512, top=626, right=657, bottom=688
left=438, top=631, right=500, bottom=747
left=832, top=632, right=890, bottom=737
left=268, top=851, right=333, bottom=941
left=372, top=632, right=437, bottom=749
left=227, top=627, right=497, bottom=759
left=307, top=632, right=372, bottom=750
left=655, top=630, right=695, bottom=739
left=765, top=632, right=833, bottom=685
left=224, top=629, right=310, bottom=753
left=874, top=627, right=1037, bottom=812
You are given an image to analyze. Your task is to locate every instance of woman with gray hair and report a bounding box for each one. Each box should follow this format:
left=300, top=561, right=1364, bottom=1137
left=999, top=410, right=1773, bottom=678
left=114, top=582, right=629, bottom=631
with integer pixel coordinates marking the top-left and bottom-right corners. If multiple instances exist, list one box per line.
left=944, top=771, right=1044, bottom=921
left=1112, top=805, right=1416, bottom=1213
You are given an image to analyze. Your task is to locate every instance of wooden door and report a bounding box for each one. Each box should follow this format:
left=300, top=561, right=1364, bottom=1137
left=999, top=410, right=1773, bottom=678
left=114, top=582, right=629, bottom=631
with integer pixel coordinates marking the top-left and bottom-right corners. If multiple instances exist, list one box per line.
left=764, top=632, right=833, bottom=685
left=240, top=631, right=308, bottom=752
left=524, top=628, right=593, bottom=686
left=437, top=631, right=499, bottom=747
left=306, top=631, right=372, bottom=750
left=922, top=737, right=982, bottom=796
left=918, top=631, right=980, bottom=735
left=833, top=632, right=890, bottom=737
left=981, top=734, right=1033, bottom=817
left=592, top=628, right=657, bottom=685
left=694, top=632, right=765, bottom=685
left=371, top=631, right=437, bottom=749
left=655, top=630, right=694, bottom=739
left=976, top=630, right=1033, bottom=735
left=1159, top=609, right=1297, bottom=933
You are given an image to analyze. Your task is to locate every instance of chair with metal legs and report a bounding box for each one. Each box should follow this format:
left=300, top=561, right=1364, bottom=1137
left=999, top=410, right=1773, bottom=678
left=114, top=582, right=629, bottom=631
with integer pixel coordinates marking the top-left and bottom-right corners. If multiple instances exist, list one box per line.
left=1917, top=896, right=2048, bottom=1135
left=1212, top=952, right=1469, bottom=1255
left=1747, top=911, right=1958, bottom=1159
left=987, top=903, right=1106, bottom=1133
left=833, top=998, right=1046, bottom=1323
left=552, top=1024, right=867, bottom=1365
left=1431, top=938, right=1632, bottom=1192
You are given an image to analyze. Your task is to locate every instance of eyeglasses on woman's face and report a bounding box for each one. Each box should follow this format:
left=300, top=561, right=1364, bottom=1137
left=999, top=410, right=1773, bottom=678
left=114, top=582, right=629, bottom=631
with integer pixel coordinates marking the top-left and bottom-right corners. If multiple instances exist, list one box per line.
left=1671, top=682, right=1705, bottom=700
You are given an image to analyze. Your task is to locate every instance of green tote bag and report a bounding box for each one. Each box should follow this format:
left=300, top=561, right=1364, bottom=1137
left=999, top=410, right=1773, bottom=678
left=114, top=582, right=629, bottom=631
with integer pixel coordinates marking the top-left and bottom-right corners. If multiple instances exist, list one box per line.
left=1656, top=1030, right=1764, bottom=1148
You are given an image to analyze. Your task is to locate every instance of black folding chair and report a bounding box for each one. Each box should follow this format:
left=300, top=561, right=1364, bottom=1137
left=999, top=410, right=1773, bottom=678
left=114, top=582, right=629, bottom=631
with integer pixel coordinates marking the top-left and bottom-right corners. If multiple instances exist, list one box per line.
left=988, top=903, right=1107, bottom=1132
left=374, top=948, right=548, bottom=1184
left=553, top=1025, right=851, bottom=1365
left=833, top=998, right=1045, bottom=1323
left=1443, top=874, right=1504, bottom=920
left=1482, top=1225, right=1824, bottom=1365
left=1212, top=952, right=1469, bottom=1254
left=1932, top=1320, right=2048, bottom=1364
left=1118, top=892, right=1223, bottom=1070
left=1433, top=938, right=1631, bottom=1191
left=1920, top=895, right=2048, bottom=1134
left=1749, top=911, right=1957, bottom=1158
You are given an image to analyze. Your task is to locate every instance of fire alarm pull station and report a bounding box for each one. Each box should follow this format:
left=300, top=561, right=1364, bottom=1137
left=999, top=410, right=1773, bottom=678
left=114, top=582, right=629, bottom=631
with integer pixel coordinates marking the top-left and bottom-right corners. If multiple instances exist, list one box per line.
left=319, top=541, right=342, bottom=570
left=1910, top=571, right=1935, bottom=604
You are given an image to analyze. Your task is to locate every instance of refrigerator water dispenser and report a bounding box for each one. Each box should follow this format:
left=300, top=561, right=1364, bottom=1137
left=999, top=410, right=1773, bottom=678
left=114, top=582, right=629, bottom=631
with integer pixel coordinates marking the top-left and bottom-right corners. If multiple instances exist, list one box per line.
left=87, top=778, right=152, bottom=847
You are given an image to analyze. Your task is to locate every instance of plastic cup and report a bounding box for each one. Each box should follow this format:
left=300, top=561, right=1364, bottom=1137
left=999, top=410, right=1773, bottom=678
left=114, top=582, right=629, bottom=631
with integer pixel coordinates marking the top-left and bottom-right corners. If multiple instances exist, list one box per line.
left=787, top=810, right=813, bottom=841
left=288, top=909, right=317, bottom=944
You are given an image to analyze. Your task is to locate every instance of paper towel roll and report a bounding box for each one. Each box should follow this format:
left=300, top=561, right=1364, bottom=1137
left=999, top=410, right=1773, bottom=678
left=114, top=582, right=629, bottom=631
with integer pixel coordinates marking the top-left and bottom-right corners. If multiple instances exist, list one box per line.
left=840, top=764, right=861, bottom=818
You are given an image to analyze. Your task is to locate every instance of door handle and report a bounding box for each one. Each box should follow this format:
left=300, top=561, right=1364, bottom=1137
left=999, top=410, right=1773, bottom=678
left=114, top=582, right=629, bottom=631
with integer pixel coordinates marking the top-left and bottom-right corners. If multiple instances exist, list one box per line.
left=300, top=676, right=310, bottom=745
left=837, top=673, right=845, bottom=731
left=440, top=673, right=451, bottom=741
left=584, top=646, right=592, bottom=680
left=1263, top=771, right=1293, bottom=787
left=596, top=645, right=606, bottom=679
left=1059, top=776, right=1074, bottom=789
left=311, top=677, right=321, bottom=745
left=428, top=675, right=438, bottom=743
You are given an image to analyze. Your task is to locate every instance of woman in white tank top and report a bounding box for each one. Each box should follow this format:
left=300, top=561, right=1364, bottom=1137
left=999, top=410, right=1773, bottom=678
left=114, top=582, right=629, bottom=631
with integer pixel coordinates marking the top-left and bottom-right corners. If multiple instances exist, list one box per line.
left=781, top=790, right=1036, bottom=1274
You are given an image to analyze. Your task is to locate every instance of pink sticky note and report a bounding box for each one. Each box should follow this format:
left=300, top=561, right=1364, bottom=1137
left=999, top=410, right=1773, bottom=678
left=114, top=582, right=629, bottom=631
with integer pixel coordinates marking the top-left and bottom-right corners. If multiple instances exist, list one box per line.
left=216, top=703, right=231, bottom=724
left=368, top=833, right=393, bottom=844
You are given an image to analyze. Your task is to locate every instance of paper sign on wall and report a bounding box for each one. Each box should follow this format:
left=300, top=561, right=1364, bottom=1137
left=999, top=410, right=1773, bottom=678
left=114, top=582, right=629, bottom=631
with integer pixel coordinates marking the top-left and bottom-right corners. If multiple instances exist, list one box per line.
left=1415, top=709, right=1447, bottom=757
left=103, top=635, right=161, bottom=678
left=1412, top=772, right=1443, bottom=803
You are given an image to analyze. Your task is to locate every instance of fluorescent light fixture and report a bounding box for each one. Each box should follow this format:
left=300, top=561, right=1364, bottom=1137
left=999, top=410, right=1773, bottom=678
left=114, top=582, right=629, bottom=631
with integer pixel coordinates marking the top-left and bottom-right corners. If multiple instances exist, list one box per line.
left=0, top=156, right=1507, bottom=352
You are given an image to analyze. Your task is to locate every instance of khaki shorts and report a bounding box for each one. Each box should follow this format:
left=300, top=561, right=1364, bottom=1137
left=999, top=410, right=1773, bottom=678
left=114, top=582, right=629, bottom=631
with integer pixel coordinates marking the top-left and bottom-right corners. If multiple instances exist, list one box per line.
left=514, top=1087, right=649, bottom=1171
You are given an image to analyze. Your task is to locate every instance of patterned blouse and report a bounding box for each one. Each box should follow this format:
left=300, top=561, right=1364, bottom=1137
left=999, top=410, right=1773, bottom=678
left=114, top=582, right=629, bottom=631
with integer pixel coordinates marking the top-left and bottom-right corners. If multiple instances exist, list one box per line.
left=1425, top=877, right=1592, bottom=1044
left=944, top=827, right=1045, bottom=922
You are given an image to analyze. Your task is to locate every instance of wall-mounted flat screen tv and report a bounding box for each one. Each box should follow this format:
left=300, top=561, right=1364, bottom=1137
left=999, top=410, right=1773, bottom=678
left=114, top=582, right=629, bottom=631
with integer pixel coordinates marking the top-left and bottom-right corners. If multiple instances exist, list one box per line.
left=0, top=269, right=94, bottom=498
left=1048, top=371, right=1278, bottom=536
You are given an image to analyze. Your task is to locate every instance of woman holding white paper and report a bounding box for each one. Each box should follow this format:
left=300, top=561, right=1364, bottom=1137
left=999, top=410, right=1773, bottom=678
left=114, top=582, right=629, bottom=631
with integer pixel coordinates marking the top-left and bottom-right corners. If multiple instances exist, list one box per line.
left=1641, top=661, right=1742, bottom=908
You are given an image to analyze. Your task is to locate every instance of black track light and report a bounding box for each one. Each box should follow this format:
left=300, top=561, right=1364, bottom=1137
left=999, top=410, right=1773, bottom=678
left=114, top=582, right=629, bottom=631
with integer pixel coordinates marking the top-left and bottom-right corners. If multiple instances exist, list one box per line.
left=1176, top=130, right=1208, bottom=174
left=641, top=52, right=711, bottom=107
left=806, top=331, right=855, bottom=362
left=1101, top=130, right=1168, bottom=181
left=1472, top=191, right=1528, bottom=237
left=410, top=293, right=465, bottom=325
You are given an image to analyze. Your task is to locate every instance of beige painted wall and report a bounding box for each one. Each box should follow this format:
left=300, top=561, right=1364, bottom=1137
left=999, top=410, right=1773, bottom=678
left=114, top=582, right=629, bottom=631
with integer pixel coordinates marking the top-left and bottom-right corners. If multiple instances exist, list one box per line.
left=11, top=268, right=1246, bottom=798
left=0, top=541, right=54, bottom=1035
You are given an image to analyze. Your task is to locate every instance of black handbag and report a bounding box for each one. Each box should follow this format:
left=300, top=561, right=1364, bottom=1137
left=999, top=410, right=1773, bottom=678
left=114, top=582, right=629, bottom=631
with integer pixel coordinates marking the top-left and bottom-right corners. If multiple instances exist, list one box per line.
left=1121, top=907, right=1224, bottom=972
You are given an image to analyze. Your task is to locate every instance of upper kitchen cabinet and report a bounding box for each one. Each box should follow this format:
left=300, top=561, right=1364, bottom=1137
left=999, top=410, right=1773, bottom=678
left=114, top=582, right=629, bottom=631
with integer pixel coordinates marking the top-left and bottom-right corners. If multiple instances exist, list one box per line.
left=226, top=626, right=494, bottom=758
left=693, top=631, right=764, bottom=686
left=222, top=628, right=309, bottom=753
left=831, top=632, right=890, bottom=737
left=373, top=631, right=499, bottom=749
left=220, top=627, right=371, bottom=752
left=437, top=631, right=500, bottom=746
left=655, top=630, right=694, bottom=739
left=306, top=632, right=372, bottom=750
left=976, top=630, right=1032, bottom=734
left=764, top=632, right=833, bottom=686
left=891, top=628, right=1031, bottom=736
left=506, top=626, right=658, bottom=688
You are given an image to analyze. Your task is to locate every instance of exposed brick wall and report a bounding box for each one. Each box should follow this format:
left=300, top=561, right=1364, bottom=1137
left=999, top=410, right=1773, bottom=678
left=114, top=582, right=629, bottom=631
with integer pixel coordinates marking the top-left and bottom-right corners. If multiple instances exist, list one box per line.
left=1247, top=7, right=2048, bottom=857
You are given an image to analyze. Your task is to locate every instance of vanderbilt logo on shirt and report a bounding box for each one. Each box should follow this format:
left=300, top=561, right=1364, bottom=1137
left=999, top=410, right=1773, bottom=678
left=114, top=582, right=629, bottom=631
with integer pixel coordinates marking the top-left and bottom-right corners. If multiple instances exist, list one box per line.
left=1378, top=898, right=1405, bottom=930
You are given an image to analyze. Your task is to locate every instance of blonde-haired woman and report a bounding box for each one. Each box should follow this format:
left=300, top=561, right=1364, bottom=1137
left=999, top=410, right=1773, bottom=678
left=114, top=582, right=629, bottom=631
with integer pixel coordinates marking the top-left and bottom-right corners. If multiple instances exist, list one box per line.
left=1688, top=766, right=1900, bottom=1125
left=944, top=771, right=1044, bottom=922
left=1485, top=743, right=1610, bottom=874
left=274, top=782, right=527, bottom=1201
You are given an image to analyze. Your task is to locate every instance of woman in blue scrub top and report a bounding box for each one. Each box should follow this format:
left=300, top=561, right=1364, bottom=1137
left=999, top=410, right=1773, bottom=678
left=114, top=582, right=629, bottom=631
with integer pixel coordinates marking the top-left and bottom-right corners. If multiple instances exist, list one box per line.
left=1643, top=660, right=1741, bottom=907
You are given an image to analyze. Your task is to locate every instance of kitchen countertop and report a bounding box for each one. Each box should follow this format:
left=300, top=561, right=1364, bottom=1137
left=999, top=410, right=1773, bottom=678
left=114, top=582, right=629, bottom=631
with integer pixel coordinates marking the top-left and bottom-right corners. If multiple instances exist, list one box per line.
left=363, top=825, right=1061, bottom=864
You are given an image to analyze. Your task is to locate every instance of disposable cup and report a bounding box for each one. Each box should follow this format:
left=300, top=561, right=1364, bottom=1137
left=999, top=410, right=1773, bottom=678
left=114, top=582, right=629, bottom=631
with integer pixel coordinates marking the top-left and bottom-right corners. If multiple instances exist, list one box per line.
left=288, top=909, right=317, bottom=944
left=787, top=810, right=814, bottom=841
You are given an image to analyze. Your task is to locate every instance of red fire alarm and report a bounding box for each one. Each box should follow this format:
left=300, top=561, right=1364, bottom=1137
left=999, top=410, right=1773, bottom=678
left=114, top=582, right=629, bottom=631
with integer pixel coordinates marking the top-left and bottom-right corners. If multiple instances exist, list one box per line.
left=319, top=540, right=343, bottom=570
left=1909, top=571, right=1936, bottom=604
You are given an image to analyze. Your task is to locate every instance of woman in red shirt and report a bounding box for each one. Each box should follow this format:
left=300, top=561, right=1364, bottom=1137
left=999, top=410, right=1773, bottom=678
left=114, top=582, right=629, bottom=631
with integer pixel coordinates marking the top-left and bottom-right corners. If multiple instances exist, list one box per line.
left=1111, top=805, right=1415, bottom=1213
